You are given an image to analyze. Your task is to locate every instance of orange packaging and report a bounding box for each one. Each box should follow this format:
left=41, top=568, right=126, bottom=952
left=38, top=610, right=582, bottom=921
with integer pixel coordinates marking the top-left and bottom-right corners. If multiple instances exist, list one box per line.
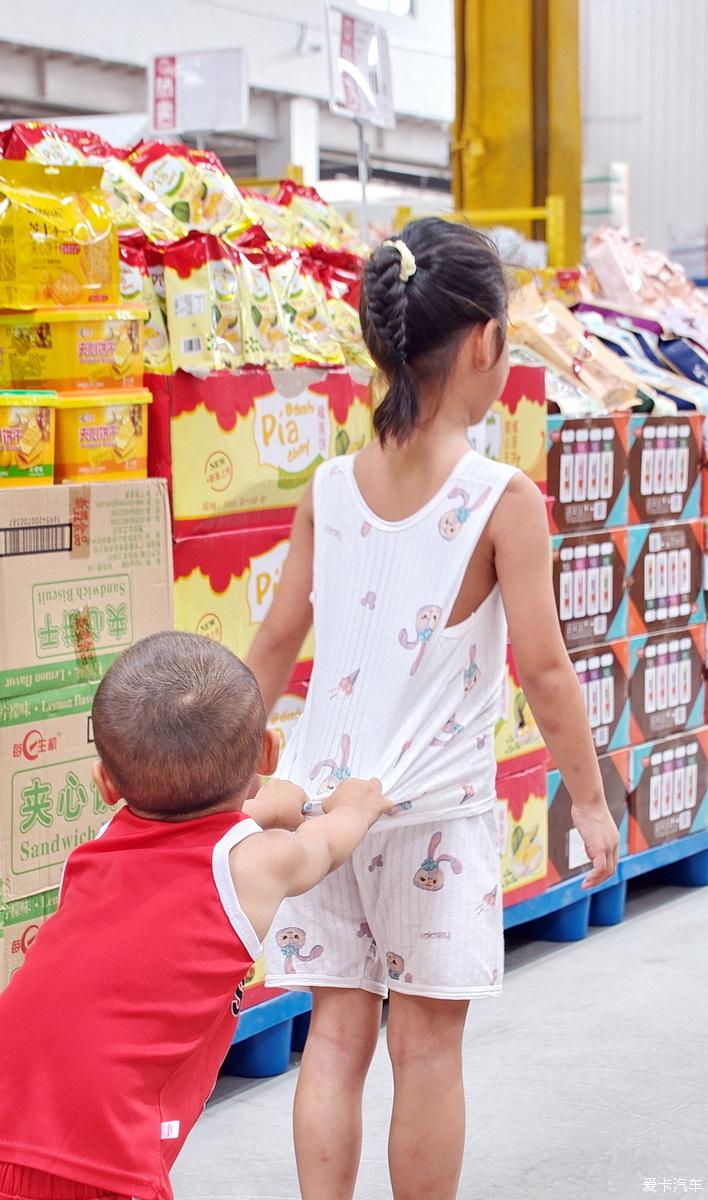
left=54, top=387, right=151, bottom=483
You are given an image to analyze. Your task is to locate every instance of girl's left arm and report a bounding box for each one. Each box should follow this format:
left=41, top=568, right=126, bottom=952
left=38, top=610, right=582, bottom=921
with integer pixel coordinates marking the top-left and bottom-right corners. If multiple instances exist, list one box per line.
left=246, top=484, right=315, bottom=713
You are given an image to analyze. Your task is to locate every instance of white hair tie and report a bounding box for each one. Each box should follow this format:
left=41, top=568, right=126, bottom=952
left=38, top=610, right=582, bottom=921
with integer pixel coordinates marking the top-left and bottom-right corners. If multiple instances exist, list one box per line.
left=382, top=239, right=417, bottom=283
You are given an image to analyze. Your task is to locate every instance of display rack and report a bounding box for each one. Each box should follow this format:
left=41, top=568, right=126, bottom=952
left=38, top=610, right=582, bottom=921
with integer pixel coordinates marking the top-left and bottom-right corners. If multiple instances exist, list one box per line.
left=223, top=829, right=708, bottom=1079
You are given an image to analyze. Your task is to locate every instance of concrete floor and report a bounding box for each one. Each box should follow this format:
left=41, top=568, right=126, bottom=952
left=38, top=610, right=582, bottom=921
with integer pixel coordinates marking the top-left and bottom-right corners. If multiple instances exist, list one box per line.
left=173, top=881, right=708, bottom=1200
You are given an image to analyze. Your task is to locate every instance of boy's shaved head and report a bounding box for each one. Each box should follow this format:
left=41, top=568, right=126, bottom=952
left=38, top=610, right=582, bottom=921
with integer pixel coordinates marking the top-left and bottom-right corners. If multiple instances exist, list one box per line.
left=92, top=631, right=266, bottom=816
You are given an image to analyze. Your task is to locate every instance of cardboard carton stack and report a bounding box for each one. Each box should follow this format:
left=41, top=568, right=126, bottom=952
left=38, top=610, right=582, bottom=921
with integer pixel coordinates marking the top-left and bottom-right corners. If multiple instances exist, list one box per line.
left=0, top=479, right=173, bottom=989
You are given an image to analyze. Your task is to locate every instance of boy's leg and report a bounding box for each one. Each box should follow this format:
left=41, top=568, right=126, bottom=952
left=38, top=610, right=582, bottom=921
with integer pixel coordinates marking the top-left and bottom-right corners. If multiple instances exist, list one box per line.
left=294, top=986, right=383, bottom=1200
left=386, top=993, right=469, bottom=1200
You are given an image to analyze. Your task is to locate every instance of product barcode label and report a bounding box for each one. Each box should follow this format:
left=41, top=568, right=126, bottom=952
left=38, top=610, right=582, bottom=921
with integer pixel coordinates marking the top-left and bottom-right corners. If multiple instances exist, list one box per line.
left=0, top=523, right=71, bottom=557
left=593, top=500, right=608, bottom=521
left=174, top=291, right=206, bottom=318
left=593, top=615, right=608, bottom=636
left=181, top=336, right=204, bottom=355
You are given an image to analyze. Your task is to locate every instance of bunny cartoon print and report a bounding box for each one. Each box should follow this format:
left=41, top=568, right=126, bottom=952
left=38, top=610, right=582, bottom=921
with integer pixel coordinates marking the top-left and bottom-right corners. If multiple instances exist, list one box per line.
left=413, top=831, right=464, bottom=891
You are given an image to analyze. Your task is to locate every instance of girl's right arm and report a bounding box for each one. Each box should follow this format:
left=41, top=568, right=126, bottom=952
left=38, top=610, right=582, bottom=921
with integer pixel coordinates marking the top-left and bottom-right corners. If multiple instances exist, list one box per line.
left=246, top=484, right=315, bottom=713
left=492, top=473, right=619, bottom=889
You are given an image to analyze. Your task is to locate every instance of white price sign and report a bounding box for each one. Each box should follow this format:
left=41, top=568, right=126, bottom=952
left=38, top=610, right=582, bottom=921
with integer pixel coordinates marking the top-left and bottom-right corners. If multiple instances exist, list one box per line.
left=327, top=7, right=395, bottom=130
left=150, top=49, right=248, bottom=135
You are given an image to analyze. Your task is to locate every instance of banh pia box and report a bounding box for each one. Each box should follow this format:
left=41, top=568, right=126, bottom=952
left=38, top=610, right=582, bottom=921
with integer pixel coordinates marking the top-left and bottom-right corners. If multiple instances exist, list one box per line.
left=147, top=366, right=373, bottom=535
left=0, top=679, right=112, bottom=902
left=495, top=763, right=548, bottom=907
left=0, top=480, right=173, bottom=700
left=466, top=365, right=547, bottom=490
left=173, top=524, right=314, bottom=665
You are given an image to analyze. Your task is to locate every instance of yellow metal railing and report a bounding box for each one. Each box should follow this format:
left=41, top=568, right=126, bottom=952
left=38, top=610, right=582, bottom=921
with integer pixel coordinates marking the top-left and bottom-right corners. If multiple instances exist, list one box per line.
left=235, top=164, right=304, bottom=191
left=395, top=194, right=567, bottom=268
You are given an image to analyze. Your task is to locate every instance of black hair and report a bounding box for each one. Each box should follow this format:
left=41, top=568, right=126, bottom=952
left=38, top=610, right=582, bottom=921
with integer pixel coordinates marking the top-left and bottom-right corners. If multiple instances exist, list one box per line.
left=360, top=217, right=509, bottom=444
left=92, top=631, right=266, bottom=817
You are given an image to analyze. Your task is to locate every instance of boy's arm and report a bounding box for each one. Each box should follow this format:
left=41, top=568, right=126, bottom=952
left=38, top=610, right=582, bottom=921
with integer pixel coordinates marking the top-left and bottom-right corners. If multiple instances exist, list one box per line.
left=231, top=780, right=389, bottom=942
left=492, top=473, right=619, bottom=889
left=242, top=780, right=307, bottom=831
left=246, top=486, right=315, bottom=714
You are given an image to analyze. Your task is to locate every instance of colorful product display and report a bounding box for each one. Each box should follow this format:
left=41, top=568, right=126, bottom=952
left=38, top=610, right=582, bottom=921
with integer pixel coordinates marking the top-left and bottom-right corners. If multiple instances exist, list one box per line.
left=626, top=520, right=705, bottom=635
left=494, top=643, right=548, bottom=777
left=628, top=415, right=703, bottom=524
left=565, top=640, right=630, bottom=754
left=467, top=365, right=547, bottom=489
left=546, top=413, right=629, bottom=532
left=629, top=627, right=705, bottom=744
left=628, top=728, right=708, bottom=852
left=54, top=388, right=151, bottom=483
left=552, top=528, right=628, bottom=650
left=0, top=306, right=146, bottom=392
left=0, top=390, right=58, bottom=486
left=495, top=764, right=549, bottom=905
left=547, top=750, right=629, bottom=884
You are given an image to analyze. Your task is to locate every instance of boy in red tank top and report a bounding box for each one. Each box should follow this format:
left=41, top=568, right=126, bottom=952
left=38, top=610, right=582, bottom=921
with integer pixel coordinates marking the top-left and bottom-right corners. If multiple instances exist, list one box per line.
left=0, top=631, right=389, bottom=1200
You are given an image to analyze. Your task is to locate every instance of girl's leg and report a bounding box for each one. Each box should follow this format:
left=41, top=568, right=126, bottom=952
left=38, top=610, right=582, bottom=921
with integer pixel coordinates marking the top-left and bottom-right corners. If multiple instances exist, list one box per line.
left=386, top=992, right=469, bottom=1200
left=294, top=986, right=383, bottom=1200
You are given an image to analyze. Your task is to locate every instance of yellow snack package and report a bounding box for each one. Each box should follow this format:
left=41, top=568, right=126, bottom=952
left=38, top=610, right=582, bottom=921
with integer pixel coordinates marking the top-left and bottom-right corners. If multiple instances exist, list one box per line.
left=164, top=234, right=243, bottom=375
left=0, top=389, right=57, bottom=487
left=270, top=252, right=344, bottom=368
left=0, top=161, right=119, bottom=310
left=54, top=387, right=151, bottom=483
left=239, top=251, right=291, bottom=369
left=119, top=238, right=171, bottom=374
left=276, top=181, right=366, bottom=254
left=240, top=194, right=319, bottom=249
left=0, top=306, right=146, bottom=391
left=129, top=141, right=206, bottom=229
left=189, top=149, right=250, bottom=236
left=101, top=157, right=189, bottom=244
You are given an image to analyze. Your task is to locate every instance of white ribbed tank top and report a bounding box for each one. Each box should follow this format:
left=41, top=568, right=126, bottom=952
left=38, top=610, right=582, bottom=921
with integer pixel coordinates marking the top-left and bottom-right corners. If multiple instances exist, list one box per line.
left=279, top=449, right=518, bottom=827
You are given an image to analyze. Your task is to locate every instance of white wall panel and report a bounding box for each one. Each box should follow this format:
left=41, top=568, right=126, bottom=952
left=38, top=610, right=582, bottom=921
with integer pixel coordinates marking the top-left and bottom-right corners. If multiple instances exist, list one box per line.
left=581, top=0, right=708, bottom=250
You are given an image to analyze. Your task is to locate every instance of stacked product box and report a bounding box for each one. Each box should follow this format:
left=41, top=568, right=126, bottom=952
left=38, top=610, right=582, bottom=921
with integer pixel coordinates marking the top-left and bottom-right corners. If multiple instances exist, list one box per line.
left=155, top=364, right=374, bottom=1008
left=0, top=479, right=173, bottom=990
left=0, top=160, right=152, bottom=490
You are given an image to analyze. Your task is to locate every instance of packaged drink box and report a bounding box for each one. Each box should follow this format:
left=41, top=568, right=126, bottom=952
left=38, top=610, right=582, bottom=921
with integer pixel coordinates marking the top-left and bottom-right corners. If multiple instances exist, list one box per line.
left=0, top=389, right=57, bottom=487
left=0, top=480, right=174, bottom=701
left=628, top=414, right=703, bottom=525
left=173, top=524, right=314, bottom=664
left=546, top=412, right=628, bottom=533
left=628, top=727, right=708, bottom=852
left=626, top=521, right=704, bottom=636
left=0, top=680, right=111, bottom=902
left=146, top=367, right=373, bottom=535
left=495, top=763, right=548, bottom=906
left=552, top=527, right=628, bottom=651
left=466, top=365, right=547, bottom=489
left=629, top=626, right=705, bottom=745
left=494, top=643, right=548, bottom=778
left=547, top=749, right=629, bottom=884
left=566, top=639, right=630, bottom=755
left=1, top=888, right=58, bottom=991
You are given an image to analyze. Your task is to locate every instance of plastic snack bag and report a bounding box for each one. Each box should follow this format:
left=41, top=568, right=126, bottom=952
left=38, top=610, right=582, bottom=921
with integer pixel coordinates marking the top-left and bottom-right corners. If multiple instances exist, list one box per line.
left=1, top=121, right=122, bottom=165
left=130, top=141, right=249, bottom=234
left=239, top=249, right=291, bottom=369
left=189, top=148, right=250, bottom=235
left=0, top=161, right=119, bottom=309
left=102, top=156, right=189, bottom=243
left=276, top=180, right=366, bottom=254
left=164, top=232, right=244, bottom=374
left=119, top=235, right=172, bottom=374
left=269, top=249, right=345, bottom=367
left=241, top=192, right=320, bottom=249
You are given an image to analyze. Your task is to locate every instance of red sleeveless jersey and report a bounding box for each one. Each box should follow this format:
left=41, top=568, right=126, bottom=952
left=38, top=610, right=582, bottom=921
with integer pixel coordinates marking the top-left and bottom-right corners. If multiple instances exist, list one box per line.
left=0, top=806, right=262, bottom=1200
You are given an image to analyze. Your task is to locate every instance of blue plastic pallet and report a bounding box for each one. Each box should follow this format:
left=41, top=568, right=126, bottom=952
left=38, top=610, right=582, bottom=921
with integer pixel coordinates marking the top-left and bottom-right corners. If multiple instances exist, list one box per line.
left=222, top=830, right=708, bottom=1077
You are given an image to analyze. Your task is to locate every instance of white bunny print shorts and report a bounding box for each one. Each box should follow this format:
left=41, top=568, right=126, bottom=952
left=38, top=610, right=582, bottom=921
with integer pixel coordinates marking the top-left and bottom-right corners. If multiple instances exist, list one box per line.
left=265, top=808, right=503, bottom=1000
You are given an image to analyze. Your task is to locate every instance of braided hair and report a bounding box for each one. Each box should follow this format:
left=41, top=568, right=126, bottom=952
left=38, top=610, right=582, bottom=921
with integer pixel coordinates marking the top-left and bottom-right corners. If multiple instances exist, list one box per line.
left=360, top=217, right=508, bottom=445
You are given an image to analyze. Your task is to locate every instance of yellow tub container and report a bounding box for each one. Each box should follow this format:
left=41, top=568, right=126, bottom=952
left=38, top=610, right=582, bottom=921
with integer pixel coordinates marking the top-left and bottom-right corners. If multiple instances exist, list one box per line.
left=0, top=389, right=58, bottom=486
left=55, top=387, right=151, bottom=483
left=0, top=306, right=147, bottom=391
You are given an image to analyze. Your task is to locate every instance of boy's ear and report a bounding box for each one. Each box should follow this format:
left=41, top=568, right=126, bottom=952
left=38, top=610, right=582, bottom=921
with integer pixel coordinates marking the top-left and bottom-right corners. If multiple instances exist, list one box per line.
left=92, top=760, right=123, bottom=807
left=257, top=727, right=280, bottom=779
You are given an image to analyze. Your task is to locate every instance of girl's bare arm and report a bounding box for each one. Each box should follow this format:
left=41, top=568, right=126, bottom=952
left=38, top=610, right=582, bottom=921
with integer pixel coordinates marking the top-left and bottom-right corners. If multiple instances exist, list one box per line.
left=246, top=485, right=315, bottom=713
left=492, top=473, right=619, bottom=886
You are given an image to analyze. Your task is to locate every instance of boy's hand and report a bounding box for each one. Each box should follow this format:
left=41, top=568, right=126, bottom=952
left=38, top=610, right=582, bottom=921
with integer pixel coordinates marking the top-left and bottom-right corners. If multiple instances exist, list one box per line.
left=571, top=800, right=620, bottom=890
left=245, top=780, right=308, bottom=831
left=323, top=778, right=391, bottom=828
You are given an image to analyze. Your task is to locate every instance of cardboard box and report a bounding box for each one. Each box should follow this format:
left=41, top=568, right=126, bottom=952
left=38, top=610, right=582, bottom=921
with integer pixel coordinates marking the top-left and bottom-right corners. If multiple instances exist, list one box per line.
left=546, top=412, right=629, bottom=533
left=0, top=480, right=174, bottom=701
left=628, top=414, right=703, bottom=525
left=467, top=365, right=547, bottom=488
left=1, top=888, right=58, bottom=991
left=173, top=525, right=314, bottom=664
left=495, top=764, right=548, bottom=906
left=0, top=680, right=112, bottom=902
left=628, top=728, right=708, bottom=852
left=629, top=627, right=705, bottom=744
left=626, top=520, right=705, bottom=636
left=552, top=528, right=628, bottom=651
left=495, top=643, right=548, bottom=778
left=566, top=639, right=630, bottom=754
left=147, top=367, right=373, bottom=535
left=547, top=750, right=629, bottom=884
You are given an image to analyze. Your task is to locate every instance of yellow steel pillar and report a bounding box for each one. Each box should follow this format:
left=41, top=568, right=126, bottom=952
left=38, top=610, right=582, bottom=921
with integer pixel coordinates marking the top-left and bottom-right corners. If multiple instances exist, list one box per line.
left=452, top=0, right=581, bottom=263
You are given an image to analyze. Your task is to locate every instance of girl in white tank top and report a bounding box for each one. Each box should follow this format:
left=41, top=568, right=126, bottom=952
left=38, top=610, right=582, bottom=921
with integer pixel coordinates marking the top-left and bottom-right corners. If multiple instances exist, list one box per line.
left=247, top=219, right=619, bottom=1200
